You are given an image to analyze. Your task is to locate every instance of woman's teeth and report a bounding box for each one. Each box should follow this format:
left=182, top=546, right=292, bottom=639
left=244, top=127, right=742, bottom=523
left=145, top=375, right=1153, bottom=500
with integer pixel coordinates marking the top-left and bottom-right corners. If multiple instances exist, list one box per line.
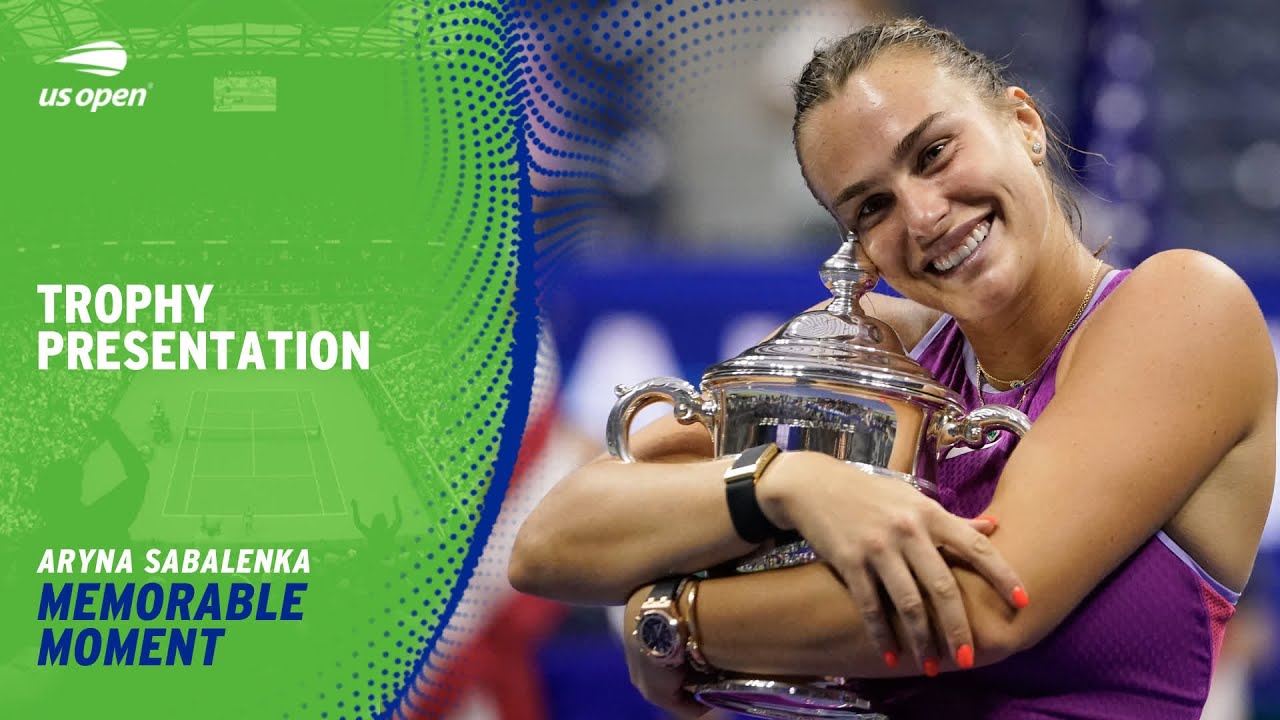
left=932, top=219, right=990, bottom=273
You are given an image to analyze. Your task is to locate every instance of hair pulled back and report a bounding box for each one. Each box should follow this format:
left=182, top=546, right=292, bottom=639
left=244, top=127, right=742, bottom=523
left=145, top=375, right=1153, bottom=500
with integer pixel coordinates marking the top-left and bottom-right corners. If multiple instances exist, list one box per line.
left=791, top=18, right=1081, bottom=236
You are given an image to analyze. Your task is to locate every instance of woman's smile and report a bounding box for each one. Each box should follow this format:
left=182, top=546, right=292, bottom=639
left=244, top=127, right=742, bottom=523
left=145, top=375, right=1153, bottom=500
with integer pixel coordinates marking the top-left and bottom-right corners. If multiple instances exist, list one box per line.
left=922, top=212, right=994, bottom=279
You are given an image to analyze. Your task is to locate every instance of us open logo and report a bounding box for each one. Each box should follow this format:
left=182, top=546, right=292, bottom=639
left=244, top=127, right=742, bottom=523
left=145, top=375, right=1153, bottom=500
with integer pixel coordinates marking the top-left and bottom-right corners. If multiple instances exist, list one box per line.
left=38, top=40, right=149, bottom=112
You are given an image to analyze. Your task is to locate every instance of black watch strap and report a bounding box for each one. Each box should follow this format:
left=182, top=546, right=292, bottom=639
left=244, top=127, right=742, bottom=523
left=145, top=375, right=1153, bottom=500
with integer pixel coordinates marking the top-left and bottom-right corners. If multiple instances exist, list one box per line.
left=645, top=576, right=682, bottom=605
left=724, top=443, right=783, bottom=543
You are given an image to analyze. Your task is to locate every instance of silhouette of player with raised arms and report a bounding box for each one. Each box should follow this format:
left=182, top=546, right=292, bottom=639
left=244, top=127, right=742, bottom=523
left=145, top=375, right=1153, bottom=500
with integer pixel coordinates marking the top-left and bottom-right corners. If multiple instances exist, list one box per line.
left=352, top=496, right=402, bottom=562
left=0, top=416, right=150, bottom=664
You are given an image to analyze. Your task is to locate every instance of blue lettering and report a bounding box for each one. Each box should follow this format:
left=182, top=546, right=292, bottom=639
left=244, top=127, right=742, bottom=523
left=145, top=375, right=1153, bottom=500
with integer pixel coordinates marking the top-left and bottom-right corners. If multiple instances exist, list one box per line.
left=74, top=628, right=102, bottom=665
left=227, top=583, right=252, bottom=620
left=254, top=583, right=277, bottom=620
left=136, top=583, right=163, bottom=620
left=73, top=583, right=100, bottom=620
left=166, top=583, right=194, bottom=620
left=100, top=583, right=135, bottom=621
left=200, top=628, right=225, bottom=665
left=139, top=627, right=164, bottom=666
left=37, top=583, right=72, bottom=620
left=281, top=583, right=306, bottom=620
left=166, top=628, right=195, bottom=665
left=194, top=583, right=221, bottom=621
left=103, top=628, right=138, bottom=665
left=37, top=627, right=71, bottom=665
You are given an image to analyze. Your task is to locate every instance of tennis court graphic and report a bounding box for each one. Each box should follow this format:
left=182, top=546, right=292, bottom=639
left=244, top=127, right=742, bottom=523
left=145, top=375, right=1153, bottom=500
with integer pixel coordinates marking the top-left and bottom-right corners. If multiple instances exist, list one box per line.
left=162, top=390, right=347, bottom=517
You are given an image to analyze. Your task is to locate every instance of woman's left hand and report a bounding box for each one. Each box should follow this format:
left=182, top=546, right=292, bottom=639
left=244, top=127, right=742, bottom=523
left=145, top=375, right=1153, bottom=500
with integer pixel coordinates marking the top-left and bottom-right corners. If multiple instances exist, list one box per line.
left=755, top=451, right=1025, bottom=673
left=623, top=584, right=708, bottom=718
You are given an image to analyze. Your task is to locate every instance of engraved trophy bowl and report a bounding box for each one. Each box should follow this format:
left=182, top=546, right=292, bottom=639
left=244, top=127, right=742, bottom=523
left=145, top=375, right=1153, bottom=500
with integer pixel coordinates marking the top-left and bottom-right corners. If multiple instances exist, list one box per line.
left=605, top=237, right=1032, bottom=719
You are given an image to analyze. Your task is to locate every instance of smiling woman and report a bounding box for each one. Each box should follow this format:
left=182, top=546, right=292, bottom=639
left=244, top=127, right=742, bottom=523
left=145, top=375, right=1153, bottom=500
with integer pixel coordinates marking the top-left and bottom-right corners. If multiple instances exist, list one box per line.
left=509, top=17, right=1277, bottom=720
left=791, top=26, right=1086, bottom=349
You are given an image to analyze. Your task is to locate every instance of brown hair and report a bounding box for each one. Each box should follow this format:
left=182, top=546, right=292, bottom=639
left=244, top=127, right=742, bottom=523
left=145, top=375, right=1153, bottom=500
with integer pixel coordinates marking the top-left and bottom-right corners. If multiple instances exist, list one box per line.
left=791, top=17, right=1082, bottom=237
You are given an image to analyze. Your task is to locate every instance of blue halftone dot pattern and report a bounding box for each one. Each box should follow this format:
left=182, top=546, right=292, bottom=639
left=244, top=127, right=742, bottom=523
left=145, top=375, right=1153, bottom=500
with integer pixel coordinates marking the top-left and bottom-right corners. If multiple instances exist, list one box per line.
left=396, top=1, right=863, bottom=717
left=371, top=1, right=542, bottom=719
left=513, top=0, right=849, bottom=268
left=276, top=2, right=535, bottom=720
left=397, top=328, right=574, bottom=720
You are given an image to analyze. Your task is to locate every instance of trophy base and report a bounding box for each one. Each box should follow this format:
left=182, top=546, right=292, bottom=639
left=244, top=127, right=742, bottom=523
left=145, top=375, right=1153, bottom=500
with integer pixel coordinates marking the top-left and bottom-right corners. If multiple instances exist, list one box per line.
left=691, top=678, right=887, bottom=719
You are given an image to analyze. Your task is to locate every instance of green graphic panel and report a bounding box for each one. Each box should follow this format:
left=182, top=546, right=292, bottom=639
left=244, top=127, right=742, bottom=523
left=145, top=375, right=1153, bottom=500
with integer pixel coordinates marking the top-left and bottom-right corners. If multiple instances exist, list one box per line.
left=0, top=1, right=522, bottom=717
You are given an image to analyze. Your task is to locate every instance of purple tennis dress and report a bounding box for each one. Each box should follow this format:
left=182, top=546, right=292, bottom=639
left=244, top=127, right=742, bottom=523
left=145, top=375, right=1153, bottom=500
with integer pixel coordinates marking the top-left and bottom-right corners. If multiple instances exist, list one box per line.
left=861, top=270, right=1238, bottom=719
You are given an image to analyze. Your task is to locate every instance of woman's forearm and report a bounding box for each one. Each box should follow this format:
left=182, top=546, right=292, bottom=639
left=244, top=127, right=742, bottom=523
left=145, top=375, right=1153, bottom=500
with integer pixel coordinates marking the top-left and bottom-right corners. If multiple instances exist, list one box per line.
left=695, top=562, right=1018, bottom=678
left=698, top=563, right=894, bottom=677
left=509, top=454, right=760, bottom=605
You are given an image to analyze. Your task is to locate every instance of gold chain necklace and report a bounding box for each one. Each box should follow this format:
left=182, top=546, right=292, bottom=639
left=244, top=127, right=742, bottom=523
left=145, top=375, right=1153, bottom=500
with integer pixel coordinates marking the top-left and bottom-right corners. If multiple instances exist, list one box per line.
left=976, top=259, right=1105, bottom=393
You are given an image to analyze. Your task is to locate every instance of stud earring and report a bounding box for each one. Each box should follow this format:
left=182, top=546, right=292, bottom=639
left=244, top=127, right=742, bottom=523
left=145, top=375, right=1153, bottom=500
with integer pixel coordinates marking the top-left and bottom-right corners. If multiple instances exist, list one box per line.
left=1032, top=141, right=1042, bottom=154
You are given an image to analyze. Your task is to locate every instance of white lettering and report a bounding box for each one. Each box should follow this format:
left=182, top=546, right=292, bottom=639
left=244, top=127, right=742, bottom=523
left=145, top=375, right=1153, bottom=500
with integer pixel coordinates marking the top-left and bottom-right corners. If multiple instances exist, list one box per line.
left=342, top=331, right=370, bottom=369
left=67, top=331, right=92, bottom=369
left=123, top=331, right=148, bottom=370
left=89, top=87, right=113, bottom=112
left=36, top=285, right=62, bottom=322
left=310, top=332, right=337, bottom=370
left=66, top=285, right=90, bottom=323
left=94, top=285, right=121, bottom=323
left=238, top=332, right=265, bottom=370
left=38, top=331, right=64, bottom=370
left=125, top=285, right=150, bottom=323
left=186, top=285, right=213, bottom=324
left=152, top=330, right=175, bottom=370
left=95, top=331, right=120, bottom=370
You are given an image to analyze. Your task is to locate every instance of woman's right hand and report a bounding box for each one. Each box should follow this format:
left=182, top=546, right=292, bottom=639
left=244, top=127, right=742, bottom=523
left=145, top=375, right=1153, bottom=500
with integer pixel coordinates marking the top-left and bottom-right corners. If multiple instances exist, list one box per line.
left=756, top=451, right=1028, bottom=675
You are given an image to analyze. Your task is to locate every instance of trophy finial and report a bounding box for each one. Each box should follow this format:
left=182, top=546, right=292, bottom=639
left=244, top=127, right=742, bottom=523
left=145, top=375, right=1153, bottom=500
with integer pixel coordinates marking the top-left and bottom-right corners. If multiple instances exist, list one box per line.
left=821, top=232, right=880, bottom=316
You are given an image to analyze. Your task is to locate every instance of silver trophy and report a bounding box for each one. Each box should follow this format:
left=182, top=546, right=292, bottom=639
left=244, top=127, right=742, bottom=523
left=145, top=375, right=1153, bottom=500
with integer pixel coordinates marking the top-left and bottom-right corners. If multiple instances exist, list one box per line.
left=606, top=237, right=1031, bottom=719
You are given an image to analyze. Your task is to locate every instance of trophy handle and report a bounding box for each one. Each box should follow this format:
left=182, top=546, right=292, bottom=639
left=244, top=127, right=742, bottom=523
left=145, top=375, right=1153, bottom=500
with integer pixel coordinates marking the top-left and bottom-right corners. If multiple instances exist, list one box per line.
left=937, top=405, right=1032, bottom=450
left=606, top=377, right=716, bottom=463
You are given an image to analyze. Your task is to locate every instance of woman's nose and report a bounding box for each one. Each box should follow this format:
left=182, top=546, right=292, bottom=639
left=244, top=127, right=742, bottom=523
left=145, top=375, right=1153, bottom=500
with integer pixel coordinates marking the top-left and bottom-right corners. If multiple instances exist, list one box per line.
left=900, top=185, right=948, bottom=248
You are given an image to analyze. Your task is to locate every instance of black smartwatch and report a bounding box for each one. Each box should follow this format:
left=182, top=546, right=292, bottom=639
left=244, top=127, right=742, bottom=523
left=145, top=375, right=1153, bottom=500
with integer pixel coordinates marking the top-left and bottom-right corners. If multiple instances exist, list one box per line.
left=633, top=577, right=687, bottom=667
left=724, top=443, right=784, bottom=543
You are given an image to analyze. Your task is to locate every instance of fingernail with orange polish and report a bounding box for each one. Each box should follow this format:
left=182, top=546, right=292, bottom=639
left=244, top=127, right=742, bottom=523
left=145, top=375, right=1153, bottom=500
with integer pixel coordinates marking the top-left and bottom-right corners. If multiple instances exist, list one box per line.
left=956, top=644, right=974, bottom=669
left=1012, top=586, right=1030, bottom=609
left=923, top=658, right=940, bottom=677
left=883, top=651, right=899, bottom=669
left=976, top=515, right=999, bottom=528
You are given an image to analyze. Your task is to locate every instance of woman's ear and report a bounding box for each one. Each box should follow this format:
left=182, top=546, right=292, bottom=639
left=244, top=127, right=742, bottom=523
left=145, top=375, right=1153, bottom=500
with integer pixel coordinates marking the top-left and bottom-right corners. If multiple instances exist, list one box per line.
left=1006, top=86, right=1046, bottom=159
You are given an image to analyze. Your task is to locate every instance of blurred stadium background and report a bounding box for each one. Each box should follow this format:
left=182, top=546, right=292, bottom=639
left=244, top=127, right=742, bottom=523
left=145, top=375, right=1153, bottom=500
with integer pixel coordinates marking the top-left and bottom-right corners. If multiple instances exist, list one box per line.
left=2, top=0, right=1279, bottom=718
left=513, top=1, right=1280, bottom=719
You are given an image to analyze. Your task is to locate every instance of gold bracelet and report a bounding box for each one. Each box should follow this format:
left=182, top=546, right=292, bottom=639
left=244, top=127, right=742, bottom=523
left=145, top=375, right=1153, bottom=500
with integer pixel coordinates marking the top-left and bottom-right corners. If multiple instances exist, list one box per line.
left=683, top=578, right=713, bottom=674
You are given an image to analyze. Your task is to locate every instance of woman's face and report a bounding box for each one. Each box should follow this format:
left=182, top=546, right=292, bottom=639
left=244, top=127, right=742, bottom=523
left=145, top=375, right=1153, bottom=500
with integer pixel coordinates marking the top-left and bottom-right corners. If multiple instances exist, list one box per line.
left=796, top=52, right=1054, bottom=321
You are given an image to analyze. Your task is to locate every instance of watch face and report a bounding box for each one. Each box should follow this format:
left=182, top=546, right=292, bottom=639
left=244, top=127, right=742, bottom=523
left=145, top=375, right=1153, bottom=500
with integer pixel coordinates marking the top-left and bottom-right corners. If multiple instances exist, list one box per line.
left=638, top=613, right=678, bottom=657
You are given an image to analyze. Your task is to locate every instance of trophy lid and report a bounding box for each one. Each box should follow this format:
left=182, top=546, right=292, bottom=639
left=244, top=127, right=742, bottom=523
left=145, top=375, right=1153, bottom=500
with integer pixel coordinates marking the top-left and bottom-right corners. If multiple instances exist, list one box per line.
left=703, top=238, right=962, bottom=408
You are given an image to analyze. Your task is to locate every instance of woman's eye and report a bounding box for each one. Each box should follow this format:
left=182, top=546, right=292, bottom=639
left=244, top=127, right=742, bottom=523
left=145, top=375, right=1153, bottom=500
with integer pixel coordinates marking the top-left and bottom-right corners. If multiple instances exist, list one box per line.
left=858, top=195, right=889, bottom=219
left=921, top=142, right=947, bottom=168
